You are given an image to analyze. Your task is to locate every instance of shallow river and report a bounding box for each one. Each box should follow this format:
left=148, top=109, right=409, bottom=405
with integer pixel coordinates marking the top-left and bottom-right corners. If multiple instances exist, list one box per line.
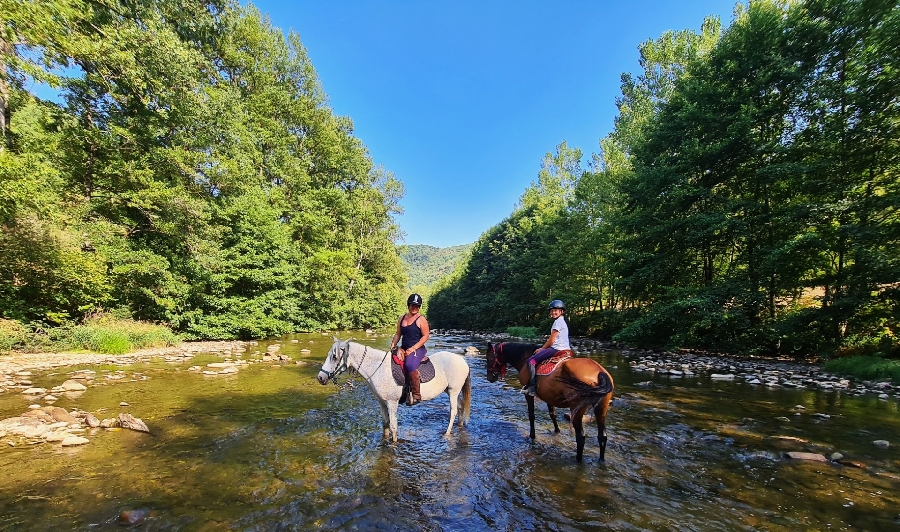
left=1, top=332, right=899, bottom=531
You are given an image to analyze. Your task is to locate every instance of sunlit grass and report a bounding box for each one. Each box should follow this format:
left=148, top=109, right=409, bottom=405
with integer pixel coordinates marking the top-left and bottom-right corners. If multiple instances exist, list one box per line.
left=508, top=326, right=539, bottom=339
left=824, top=355, right=900, bottom=384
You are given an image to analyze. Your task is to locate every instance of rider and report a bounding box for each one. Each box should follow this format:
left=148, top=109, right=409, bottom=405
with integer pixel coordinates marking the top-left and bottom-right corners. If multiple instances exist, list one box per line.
left=522, top=299, right=570, bottom=396
left=388, top=293, right=430, bottom=405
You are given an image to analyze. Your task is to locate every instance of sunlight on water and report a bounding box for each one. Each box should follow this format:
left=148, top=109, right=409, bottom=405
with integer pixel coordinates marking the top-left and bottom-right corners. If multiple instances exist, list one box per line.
left=1, top=331, right=899, bottom=530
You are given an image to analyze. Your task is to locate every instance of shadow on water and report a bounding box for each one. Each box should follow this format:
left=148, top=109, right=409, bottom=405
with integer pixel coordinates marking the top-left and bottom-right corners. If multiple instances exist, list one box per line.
left=1, top=331, right=899, bottom=530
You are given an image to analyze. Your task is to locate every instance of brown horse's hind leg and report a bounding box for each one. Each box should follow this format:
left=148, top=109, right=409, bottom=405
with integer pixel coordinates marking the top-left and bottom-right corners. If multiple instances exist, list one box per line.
left=571, top=405, right=587, bottom=461
left=548, top=405, right=560, bottom=433
left=594, top=398, right=611, bottom=462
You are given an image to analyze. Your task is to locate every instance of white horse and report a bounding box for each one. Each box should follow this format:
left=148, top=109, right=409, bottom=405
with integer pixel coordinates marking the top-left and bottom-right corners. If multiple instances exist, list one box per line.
left=316, top=338, right=471, bottom=442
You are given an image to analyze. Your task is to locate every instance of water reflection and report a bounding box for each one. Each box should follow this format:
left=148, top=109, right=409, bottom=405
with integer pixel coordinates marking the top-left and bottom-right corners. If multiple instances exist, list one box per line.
left=0, top=332, right=899, bottom=530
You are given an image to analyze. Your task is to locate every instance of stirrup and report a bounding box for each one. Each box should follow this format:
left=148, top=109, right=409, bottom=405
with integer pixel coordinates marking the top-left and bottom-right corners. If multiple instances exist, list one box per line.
left=520, top=385, right=536, bottom=396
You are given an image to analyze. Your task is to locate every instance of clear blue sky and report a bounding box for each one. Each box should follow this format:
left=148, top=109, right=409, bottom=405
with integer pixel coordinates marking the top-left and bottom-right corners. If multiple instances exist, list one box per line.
left=29, top=1, right=739, bottom=248
left=245, top=1, right=740, bottom=248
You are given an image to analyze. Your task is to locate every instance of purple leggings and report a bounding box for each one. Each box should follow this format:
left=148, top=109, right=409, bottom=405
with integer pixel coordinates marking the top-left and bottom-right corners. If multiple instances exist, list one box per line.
left=528, top=347, right=558, bottom=367
left=403, top=347, right=427, bottom=372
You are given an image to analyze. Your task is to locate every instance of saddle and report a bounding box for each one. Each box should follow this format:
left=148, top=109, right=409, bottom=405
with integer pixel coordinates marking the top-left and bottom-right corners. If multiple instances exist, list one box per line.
left=390, top=356, right=435, bottom=384
left=536, top=350, right=573, bottom=376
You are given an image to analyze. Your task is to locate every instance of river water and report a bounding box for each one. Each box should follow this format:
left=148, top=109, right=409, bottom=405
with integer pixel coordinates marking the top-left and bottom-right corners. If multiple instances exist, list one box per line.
left=1, top=331, right=899, bottom=531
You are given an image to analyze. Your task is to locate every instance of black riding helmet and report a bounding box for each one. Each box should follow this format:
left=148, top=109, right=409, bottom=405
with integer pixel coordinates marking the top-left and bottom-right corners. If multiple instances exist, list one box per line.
left=548, top=299, right=565, bottom=310
left=407, top=293, right=423, bottom=307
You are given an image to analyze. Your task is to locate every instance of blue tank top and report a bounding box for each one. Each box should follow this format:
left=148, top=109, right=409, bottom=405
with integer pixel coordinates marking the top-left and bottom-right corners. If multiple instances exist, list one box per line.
left=399, top=315, right=423, bottom=349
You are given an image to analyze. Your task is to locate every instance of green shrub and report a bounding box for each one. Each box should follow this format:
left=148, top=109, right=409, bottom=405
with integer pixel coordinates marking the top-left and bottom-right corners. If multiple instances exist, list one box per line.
left=70, top=315, right=179, bottom=354
left=824, top=355, right=900, bottom=384
left=507, top=326, right=539, bottom=339
left=0, top=319, right=29, bottom=352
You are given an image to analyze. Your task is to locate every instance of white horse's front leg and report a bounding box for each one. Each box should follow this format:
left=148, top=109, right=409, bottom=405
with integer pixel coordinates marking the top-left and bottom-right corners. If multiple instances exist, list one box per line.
left=388, top=400, right=399, bottom=442
left=445, top=389, right=458, bottom=436
left=379, top=400, right=391, bottom=440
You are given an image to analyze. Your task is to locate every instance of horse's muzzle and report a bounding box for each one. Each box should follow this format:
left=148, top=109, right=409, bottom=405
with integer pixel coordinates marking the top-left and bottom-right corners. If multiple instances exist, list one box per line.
left=316, top=372, right=328, bottom=385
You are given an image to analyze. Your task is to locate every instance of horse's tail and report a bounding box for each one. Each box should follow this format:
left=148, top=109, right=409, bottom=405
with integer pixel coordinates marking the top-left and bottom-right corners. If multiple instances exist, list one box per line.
left=559, top=368, right=614, bottom=413
left=459, top=371, right=472, bottom=426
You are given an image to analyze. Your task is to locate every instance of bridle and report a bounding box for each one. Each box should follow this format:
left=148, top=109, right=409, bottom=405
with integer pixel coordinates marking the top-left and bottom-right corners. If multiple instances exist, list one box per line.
left=320, top=340, right=382, bottom=384
left=487, top=343, right=508, bottom=380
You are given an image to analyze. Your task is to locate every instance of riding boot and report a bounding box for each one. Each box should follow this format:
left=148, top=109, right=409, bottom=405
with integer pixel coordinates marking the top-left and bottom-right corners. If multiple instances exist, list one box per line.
left=521, top=363, right=537, bottom=395
left=407, top=370, right=421, bottom=406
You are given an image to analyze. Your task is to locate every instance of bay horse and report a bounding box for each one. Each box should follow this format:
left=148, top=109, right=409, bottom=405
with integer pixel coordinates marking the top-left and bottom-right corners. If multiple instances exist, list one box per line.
left=485, top=342, right=614, bottom=462
left=317, top=338, right=471, bottom=442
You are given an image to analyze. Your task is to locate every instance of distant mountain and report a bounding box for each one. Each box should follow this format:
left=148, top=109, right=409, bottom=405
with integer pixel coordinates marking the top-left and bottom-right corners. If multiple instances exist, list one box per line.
left=402, top=244, right=472, bottom=289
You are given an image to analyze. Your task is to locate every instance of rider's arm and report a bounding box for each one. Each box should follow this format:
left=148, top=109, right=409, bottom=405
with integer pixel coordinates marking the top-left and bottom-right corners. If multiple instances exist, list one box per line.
left=389, top=318, right=402, bottom=351
left=540, top=329, right=559, bottom=350
left=412, top=317, right=430, bottom=351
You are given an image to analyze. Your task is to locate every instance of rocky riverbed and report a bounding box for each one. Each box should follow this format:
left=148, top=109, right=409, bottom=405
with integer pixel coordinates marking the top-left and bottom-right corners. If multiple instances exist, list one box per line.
left=0, top=339, right=307, bottom=449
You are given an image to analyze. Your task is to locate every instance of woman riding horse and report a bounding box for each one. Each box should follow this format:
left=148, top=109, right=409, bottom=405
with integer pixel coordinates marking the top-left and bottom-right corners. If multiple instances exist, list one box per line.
left=522, top=299, right=569, bottom=395
left=388, top=293, right=429, bottom=405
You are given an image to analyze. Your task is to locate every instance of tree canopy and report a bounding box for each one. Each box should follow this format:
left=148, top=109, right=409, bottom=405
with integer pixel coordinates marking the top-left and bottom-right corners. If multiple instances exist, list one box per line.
left=432, top=0, right=900, bottom=359
left=0, top=0, right=407, bottom=338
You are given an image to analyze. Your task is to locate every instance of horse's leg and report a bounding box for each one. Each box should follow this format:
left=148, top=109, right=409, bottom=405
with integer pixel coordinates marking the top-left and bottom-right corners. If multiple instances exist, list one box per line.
left=548, top=405, right=560, bottom=433
left=571, top=405, right=587, bottom=462
left=379, top=401, right=391, bottom=440
left=526, top=394, right=536, bottom=439
left=594, top=399, right=610, bottom=462
left=445, top=385, right=458, bottom=436
left=387, top=400, right=399, bottom=443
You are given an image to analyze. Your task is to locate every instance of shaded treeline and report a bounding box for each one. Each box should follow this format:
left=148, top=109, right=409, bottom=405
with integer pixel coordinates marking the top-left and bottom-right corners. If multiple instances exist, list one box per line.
left=0, top=0, right=406, bottom=338
left=431, top=0, right=900, bottom=358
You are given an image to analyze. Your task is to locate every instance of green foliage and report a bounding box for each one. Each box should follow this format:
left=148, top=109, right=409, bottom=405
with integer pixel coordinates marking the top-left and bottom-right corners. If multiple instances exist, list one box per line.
left=0, top=318, right=28, bottom=352
left=507, top=326, right=539, bottom=339
left=824, top=356, right=900, bottom=385
left=69, top=315, right=178, bottom=354
left=432, top=0, right=900, bottom=360
left=0, top=0, right=406, bottom=339
left=402, top=244, right=473, bottom=288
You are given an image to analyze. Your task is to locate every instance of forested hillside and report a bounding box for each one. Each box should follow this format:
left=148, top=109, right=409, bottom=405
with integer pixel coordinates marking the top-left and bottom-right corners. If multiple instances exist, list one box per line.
left=402, top=244, right=472, bottom=288
left=431, top=0, right=900, bottom=359
left=0, top=0, right=407, bottom=339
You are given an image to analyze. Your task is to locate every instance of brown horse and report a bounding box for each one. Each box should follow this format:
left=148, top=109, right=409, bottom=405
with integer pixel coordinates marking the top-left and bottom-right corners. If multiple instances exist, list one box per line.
left=485, top=342, right=614, bottom=462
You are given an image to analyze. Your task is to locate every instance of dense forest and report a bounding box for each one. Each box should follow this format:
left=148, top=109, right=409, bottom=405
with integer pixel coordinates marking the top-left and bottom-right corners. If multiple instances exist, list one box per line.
left=0, top=0, right=407, bottom=339
left=402, top=244, right=472, bottom=291
left=431, top=0, right=900, bottom=359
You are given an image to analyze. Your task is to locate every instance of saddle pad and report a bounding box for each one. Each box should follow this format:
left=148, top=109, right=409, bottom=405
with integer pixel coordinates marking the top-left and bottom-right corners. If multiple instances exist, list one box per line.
left=391, top=358, right=436, bottom=386
left=536, top=350, right=573, bottom=376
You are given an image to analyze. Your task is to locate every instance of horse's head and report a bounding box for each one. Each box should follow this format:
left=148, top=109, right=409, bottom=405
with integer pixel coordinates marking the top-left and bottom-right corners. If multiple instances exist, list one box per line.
left=317, top=338, right=350, bottom=385
left=485, top=342, right=507, bottom=383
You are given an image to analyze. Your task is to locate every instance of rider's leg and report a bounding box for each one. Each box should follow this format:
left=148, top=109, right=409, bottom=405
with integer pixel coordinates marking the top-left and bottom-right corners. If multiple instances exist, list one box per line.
left=404, top=347, right=425, bottom=405
left=522, top=348, right=557, bottom=395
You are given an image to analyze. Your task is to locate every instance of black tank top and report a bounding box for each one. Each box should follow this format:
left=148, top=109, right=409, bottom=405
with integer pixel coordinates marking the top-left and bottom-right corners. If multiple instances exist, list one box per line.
left=400, top=315, right=423, bottom=349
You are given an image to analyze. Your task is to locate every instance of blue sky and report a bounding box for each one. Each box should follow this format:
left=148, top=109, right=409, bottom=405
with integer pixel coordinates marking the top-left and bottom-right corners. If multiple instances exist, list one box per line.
left=28, top=1, right=740, bottom=248
left=246, top=1, right=741, bottom=248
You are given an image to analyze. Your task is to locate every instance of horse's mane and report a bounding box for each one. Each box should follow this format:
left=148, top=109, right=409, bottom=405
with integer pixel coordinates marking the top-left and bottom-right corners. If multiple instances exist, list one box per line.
left=491, top=341, right=541, bottom=365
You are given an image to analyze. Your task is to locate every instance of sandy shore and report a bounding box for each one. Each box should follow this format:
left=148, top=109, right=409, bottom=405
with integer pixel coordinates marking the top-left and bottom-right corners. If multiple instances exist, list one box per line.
left=0, top=340, right=250, bottom=374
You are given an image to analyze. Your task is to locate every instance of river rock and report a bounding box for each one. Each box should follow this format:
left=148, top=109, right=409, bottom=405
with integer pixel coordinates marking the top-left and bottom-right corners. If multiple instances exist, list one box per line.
left=100, top=418, right=120, bottom=429
left=786, top=452, right=827, bottom=462
left=119, top=509, right=152, bottom=525
left=60, top=379, right=87, bottom=391
left=118, top=413, right=149, bottom=433
left=873, top=440, right=890, bottom=449
left=22, top=387, right=47, bottom=395
left=84, top=413, right=100, bottom=428
left=46, top=407, right=77, bottom=423
left=60, top=435, right=89, bottom=446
